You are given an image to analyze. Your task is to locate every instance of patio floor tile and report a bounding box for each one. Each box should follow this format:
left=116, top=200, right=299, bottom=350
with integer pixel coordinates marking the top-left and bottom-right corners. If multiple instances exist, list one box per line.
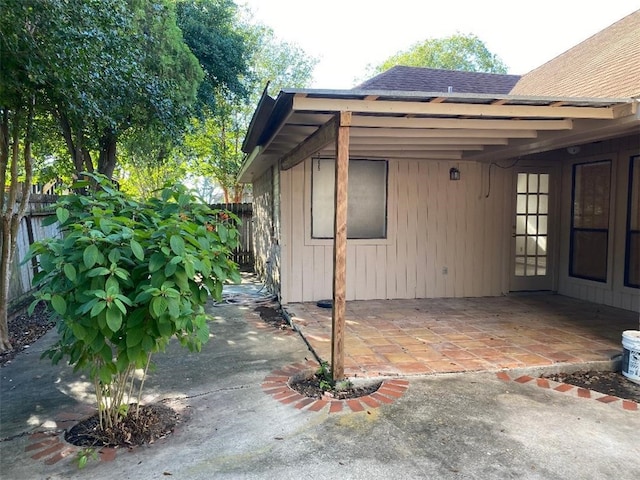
left=286, top=295, right=637, bottom=378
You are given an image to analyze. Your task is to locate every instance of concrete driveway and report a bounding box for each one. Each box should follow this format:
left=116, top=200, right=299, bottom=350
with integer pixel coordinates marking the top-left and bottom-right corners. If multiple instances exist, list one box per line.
left=1, top=280, right=638, bottom=479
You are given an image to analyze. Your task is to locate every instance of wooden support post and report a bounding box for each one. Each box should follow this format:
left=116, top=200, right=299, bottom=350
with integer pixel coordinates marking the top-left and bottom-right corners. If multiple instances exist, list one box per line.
left=331, top=111, right=351, bottom=382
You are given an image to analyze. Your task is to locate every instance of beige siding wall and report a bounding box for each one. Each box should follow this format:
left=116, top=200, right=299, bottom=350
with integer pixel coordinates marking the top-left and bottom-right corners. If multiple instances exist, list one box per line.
left=252, top=167, right=281, bottom=298
left=554, top=135, right=640, bottom=312
left=280, top=158, right=511, bottom=303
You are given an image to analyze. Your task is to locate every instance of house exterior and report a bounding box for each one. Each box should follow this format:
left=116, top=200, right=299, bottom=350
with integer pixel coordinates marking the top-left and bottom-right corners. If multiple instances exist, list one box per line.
left=239, top=10, right=640, bottom=317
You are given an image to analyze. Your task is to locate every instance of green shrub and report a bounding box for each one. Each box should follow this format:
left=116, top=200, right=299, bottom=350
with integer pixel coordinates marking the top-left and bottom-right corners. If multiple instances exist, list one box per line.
left=26, top=174, right=241, bottom=429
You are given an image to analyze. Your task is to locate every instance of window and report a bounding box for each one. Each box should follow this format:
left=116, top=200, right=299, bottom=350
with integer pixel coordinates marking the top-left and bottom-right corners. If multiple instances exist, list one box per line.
left=626, top=155, right=640, bottom=288
left=569, top=160, right=611, bottom=282
left=311, top=158, right=387, bottom=239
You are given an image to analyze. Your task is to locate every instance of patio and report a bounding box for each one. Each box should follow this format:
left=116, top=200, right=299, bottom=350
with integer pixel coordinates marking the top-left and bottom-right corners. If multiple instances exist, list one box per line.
left=285, top=294, right=639, bottom=378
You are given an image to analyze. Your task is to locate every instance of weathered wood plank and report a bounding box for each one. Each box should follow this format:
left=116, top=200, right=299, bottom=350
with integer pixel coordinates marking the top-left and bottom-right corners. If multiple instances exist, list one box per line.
left=280, top=115, right=338, bottom=171
left=331, top=112, right=350, bottom=381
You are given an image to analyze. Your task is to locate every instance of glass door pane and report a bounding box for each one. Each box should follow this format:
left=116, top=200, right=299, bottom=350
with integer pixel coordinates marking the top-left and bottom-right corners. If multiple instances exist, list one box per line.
left=514, top=173, right=549, bottom=278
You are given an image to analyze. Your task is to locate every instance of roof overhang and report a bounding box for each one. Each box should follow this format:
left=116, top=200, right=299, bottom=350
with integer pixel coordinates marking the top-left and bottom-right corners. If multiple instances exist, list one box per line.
left=239, top=88, right=639, bottom=183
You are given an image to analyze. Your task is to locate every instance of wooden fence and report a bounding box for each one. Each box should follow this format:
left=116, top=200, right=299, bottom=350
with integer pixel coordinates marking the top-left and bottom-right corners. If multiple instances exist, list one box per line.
left=212, top=203, right=254, bottom=269
left=7, top=195, right=59, bottom=312
left=7, top=199, right=254, bottom=314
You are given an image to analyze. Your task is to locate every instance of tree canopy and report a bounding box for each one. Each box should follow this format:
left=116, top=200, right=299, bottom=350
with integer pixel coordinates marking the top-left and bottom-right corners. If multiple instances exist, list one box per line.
left=370, top=33, right=508, bottom=76
left=120, top=12, right=318, bottom=202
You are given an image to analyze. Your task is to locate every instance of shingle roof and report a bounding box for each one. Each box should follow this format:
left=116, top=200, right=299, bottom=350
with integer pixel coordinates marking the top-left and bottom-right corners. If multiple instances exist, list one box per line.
left=510, top=10, right=640, bottom=98
left=355, top=66, right=521, bottom=94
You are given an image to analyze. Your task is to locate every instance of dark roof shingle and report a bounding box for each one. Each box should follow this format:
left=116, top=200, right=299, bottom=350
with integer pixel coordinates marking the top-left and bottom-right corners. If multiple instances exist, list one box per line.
left=355, top=66, right=521, bottom=94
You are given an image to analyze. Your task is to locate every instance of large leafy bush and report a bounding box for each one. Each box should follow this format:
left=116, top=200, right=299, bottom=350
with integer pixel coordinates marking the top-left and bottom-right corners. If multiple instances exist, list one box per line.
left=27, top=175, right=240, bottom=428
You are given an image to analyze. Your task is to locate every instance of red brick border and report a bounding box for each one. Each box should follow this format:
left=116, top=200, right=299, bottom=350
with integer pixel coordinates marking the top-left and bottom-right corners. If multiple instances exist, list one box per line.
left=262, top=362, right=409, bottom=413
left=497, top=372, right=638, bottom=412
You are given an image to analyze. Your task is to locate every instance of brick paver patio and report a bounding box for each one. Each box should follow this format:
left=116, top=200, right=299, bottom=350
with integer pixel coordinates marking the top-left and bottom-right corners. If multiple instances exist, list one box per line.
left=286, top=294, right=638, bottom=378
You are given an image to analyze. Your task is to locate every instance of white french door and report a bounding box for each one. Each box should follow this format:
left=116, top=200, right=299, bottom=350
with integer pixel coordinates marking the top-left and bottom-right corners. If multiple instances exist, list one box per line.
left=510, top=168, right=555, bottom=291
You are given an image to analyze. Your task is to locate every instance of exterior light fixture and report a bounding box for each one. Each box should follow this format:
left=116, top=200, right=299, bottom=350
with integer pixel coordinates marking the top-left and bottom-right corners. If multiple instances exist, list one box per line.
left=449, top=167, right=461, bottom=181
left=567, top=146, right=581, bottom=155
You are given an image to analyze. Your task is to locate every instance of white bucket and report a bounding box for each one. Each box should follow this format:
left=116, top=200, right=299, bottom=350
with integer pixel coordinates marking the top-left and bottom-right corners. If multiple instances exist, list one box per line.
left=621, top=330, right=640, bottom=385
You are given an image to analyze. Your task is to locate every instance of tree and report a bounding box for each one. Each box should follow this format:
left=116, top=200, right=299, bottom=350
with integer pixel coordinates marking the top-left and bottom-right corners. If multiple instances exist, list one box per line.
left=51, top=0, right=203, bottom=181
left=0, top=0, right=57, bottom=350
left=110, top=0, right=257, bottom=200
left=176, top=0, right=250, bottom=112
left=179, top=19, right=317, bottom=203
left=369, top=33, right=508, bottom=76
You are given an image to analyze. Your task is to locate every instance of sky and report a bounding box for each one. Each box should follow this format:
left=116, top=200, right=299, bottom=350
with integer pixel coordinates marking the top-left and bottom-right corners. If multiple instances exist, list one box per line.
left=239, top=1, right=639, bottom=89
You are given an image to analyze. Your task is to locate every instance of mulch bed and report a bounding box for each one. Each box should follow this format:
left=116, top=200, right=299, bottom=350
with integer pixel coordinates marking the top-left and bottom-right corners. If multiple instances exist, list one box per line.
left=542, top=370, right=640, bottom=403
left=65, top=402, right=178, bottom=448
left=0, top=303, right=55, bottom=367
left=255, top=305, right=291, bottom=330
left=288, top=372, right=382, bottom=400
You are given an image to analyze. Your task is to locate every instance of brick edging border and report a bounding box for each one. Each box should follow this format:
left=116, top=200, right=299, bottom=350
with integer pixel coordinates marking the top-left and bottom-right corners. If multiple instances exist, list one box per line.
left=497, top=371, right=638, bottom=412
left=262, top=361, right=409, bottom=413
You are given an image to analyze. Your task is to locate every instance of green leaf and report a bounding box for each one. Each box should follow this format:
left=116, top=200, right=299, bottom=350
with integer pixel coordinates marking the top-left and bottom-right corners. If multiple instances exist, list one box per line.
left=125, top=309, right=144, bottom=326
left=184, top=259, right=195, bottom=278
left=105, top=276, right=120, bottom=293
left=178, top=194, right=190, bottom=207
left=42, top=215, right=58, bottom=227
left=63, top=264, right=77, bottom=282
left=83, top=244, right=99, bottom=269
left=126, top=328, right=143, bottom=347
left=99, top=365, right=112, bottom=384
left=170, top=235, right=185, bottom=255
left=116, top=351, right=130, bottom=372
left=56, top=207, right=69, bottom=224
left=113, top=298, right=127, bottom=315
left=108, top=248, right=121, bottom=264
left=87, top=267, right=110, bottom=277
left=217, top=224, right=228, bottom=242
left=149, top=252, right=165, bottom=273
left=130, top=239, right=144, bottom=261
left=71, top=323, right=87, bottom=341
left=164, top=262, right=177, bottom=277
left=114, top=268, right=129, bottom=281
left=89, top=300, right=107, bottom=317
left=151, top=296, right=168, bottom=318
left=106, top=307, right=123, bottom=332
left=158, top=319, right=172, bottom=337
left=142, top=335, right=155, bottom=352
left=51, top=295, right=67, bottom=315
left=196, top=323, right=210, bottom=345
left=27, top=299, right=40, bottom=316
left=167, top=298, right=180, bottom=318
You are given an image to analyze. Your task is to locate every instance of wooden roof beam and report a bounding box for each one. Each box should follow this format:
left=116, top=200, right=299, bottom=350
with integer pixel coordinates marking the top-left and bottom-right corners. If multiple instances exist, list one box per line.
left=349, top=116, right=574, bottom=130
left=280, top=112, right=351, bottom=170
left=348, top=128, right=538, bottom=139
left=348, top=137, right=508, bottom=146
left=292, top=96, right=617, bottom=119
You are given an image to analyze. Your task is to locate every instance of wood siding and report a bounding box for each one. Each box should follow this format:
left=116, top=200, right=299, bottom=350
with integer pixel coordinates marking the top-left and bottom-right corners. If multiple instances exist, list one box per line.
left=251, top=167, right=281, bottom=297
left=555, top=135, right=640, bottom=312
left=280, top=158, right=511, bottom=303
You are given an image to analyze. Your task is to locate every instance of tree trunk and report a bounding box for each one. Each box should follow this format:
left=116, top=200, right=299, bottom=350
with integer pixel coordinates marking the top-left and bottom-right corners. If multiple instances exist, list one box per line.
left=0, top=101, right=34, bottom=352
left=98, top=130, right=117, bottom=179
left=56, top=109, right=94, bottom=179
